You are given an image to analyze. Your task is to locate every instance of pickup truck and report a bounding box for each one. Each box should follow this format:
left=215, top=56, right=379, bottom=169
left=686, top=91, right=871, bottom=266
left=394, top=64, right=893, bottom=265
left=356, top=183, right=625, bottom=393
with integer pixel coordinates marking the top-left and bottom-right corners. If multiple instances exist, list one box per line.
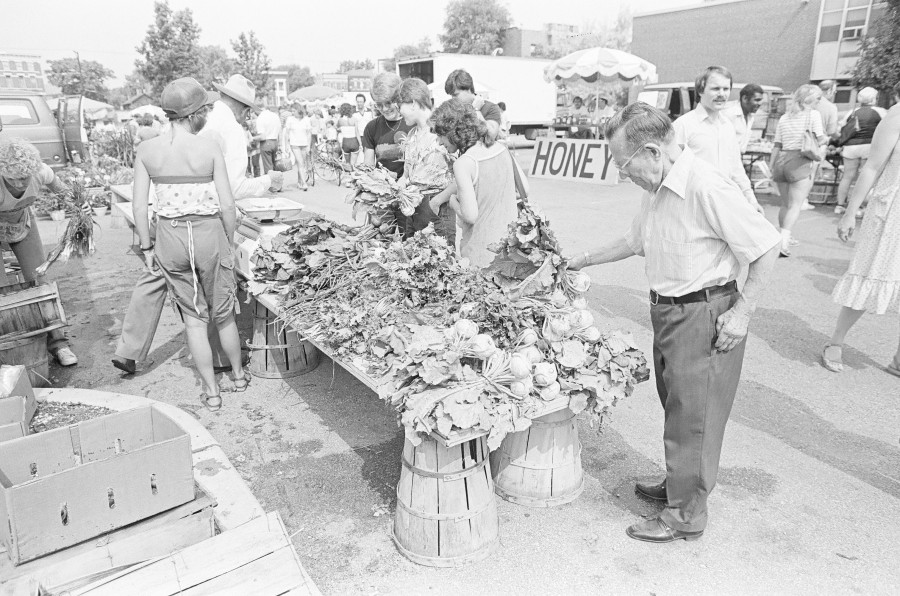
left=0, top=91, right=88, bottom=169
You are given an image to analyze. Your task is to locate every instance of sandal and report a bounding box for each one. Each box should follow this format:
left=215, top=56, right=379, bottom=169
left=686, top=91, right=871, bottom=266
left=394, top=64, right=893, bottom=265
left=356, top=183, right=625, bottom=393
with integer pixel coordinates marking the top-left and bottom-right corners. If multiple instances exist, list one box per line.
left=822, top=343, right=843, bottom=372
left=886, top=356, right=900, bottom=378
left=232, top=371, right=251, bottom=393
left=201, top=392, right=222, bottom=411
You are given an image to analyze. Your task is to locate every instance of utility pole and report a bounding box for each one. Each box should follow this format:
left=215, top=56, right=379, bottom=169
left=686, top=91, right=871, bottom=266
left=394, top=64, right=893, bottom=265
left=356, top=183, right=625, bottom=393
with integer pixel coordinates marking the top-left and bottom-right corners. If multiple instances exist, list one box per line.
left=73, top=50, right=84, bottom=96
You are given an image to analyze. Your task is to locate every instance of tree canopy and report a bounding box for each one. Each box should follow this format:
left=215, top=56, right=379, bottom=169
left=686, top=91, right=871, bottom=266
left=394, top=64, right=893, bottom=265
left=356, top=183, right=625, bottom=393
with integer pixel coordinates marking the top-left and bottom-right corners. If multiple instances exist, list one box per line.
left=135, top=0, right=202, bottom=99
left=231, top=31, right=272, bottom=94
left=195, top=45, right=234, bottom=89
left=276, top=64, right=316, bottom=93
left=440, top=0, right=510, bottom=55
left=46, top=58, right=115, bottom=102
left=383, top=38, right=432, bottom=73
left=853, top=0, right=900, bottom=99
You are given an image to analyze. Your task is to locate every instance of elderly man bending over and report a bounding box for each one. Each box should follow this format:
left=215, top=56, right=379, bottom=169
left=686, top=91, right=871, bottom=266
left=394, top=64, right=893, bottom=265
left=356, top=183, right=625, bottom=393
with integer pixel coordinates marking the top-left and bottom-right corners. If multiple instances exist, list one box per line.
left=568, top=103, right=780, bottom=543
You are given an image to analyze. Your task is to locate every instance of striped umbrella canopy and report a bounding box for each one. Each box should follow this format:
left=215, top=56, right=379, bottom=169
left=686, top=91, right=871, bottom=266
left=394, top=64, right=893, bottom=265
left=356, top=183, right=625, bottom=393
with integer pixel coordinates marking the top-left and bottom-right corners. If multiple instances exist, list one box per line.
left=543, top=47, right=657, bottom=84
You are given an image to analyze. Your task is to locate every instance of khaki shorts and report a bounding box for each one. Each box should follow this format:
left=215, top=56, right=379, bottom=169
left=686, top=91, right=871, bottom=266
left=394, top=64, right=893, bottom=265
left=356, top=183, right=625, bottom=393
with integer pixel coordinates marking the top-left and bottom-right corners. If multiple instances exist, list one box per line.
left=154, top=215, right=237, bottom=324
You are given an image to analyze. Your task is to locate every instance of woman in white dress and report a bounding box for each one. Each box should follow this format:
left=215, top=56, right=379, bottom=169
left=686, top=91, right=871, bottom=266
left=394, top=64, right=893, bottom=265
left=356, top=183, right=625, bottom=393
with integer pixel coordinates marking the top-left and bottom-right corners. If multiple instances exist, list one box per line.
left=823, top=101, right=900, bottom=376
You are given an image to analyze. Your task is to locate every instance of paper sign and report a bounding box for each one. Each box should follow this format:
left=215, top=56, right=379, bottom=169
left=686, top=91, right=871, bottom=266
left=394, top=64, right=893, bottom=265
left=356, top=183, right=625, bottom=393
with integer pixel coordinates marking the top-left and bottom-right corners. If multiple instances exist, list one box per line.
left=529, top=138, right=618, bottom=185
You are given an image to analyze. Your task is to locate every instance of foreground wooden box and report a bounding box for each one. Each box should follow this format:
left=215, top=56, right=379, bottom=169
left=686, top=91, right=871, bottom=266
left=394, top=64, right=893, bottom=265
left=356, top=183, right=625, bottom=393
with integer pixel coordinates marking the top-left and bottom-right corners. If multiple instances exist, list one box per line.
left=0, top=366, right=36, bottom=443
left=0, top=405, right=194, bottom=565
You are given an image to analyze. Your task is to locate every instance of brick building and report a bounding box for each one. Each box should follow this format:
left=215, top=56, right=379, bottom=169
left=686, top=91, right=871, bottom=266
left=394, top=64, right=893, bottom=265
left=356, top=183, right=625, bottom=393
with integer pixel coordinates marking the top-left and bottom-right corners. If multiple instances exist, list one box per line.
left=501, top=23, right=579, bottom=58
left=0, top=53, right=46, bottom=92
left=632, top=0, right=888, bottom=107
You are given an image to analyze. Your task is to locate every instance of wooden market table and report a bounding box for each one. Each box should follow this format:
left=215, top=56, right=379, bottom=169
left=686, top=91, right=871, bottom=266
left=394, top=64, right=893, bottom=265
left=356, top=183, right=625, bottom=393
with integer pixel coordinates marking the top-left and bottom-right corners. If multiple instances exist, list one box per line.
left=251, top=291, right=573, bottom=448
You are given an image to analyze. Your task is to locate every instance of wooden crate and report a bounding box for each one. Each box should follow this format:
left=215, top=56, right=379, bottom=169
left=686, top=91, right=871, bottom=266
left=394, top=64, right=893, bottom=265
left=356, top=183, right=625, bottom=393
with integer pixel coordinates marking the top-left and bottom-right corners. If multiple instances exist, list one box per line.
left=0, top=281, right=67, bottom=342
left=0, top=366, right=36, bottom=441
left=0, top=405, right=194, bottom=565
left=249, top=299, right=320, bottom=379
left=68, top=511, right=319, bottom=596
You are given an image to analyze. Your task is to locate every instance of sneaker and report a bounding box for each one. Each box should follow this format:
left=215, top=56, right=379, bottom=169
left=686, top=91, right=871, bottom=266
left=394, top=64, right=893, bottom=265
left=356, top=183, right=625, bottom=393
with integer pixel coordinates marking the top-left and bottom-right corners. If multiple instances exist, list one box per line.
left=834, top=205, right=846, bottom=215
left=856, top=209, right=865, bottom=219
left=53, top=346, right=78, bottom=366
left=801, top=201, right=815, bottom=211
left=789, top=237, right=800, bottom=247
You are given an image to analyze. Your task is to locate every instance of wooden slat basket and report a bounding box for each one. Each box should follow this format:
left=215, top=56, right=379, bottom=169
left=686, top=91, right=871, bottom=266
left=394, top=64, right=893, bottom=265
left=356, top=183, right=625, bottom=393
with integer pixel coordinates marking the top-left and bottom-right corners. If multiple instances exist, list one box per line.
left=490, top=409, right=584, bottom=507
left=393, top=435, right=499, bottom=567
left=248, top=299, right=320, bottom=379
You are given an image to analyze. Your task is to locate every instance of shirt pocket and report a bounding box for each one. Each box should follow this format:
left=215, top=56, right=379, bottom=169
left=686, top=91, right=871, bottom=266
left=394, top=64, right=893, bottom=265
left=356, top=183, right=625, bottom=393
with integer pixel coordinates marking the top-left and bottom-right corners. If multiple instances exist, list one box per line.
left=651, top=237, right=695, bottom=284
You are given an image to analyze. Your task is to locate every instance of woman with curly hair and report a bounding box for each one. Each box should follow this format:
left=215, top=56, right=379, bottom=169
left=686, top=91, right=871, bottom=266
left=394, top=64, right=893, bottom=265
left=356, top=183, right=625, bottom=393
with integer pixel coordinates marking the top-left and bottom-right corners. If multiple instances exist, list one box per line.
left=431, top=98, right=523, bottom=267
left=0, top=137, right=78, bottom=365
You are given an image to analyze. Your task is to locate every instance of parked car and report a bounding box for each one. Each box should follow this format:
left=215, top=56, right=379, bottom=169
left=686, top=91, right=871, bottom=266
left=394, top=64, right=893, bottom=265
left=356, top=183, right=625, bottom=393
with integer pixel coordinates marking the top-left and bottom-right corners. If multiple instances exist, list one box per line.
left=0, top=91, right=87, bottom=170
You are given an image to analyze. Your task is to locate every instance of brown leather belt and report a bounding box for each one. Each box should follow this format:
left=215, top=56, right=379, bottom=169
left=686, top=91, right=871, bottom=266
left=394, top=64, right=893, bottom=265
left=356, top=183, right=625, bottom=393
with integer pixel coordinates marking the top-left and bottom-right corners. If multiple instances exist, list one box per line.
left=650, top=280, right=737, bottom=306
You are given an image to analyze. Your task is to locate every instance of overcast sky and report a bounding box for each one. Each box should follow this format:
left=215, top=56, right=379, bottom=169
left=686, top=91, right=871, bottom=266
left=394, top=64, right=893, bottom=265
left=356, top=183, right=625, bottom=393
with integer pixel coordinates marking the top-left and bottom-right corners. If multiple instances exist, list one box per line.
left=2, top=0, right=696, bottom=85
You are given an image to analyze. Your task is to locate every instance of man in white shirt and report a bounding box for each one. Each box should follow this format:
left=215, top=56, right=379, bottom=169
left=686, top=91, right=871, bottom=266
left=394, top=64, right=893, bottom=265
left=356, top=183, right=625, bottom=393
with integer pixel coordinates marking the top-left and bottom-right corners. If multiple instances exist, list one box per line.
left=674, top=66, right=764, bottom=214
left=203, top=75, right=282, bottom=198
left=255, top=102, right=282, bottom=174
left=728, top=83, right=764, bottom=152
left=596, top=97, right=615, bottom=120
left=568, top=102, right=780, bottom=543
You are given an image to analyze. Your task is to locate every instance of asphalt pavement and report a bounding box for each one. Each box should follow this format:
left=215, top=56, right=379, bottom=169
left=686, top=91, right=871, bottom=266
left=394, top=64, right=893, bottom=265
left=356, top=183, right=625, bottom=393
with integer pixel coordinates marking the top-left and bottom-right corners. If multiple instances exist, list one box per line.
left=39, top=147, right=900, bottom=595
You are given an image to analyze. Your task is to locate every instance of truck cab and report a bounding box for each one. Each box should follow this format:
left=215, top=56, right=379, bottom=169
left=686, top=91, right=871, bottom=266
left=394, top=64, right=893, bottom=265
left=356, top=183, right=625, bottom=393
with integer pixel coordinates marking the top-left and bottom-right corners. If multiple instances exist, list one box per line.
left=0, top=92, right=87, bottom=170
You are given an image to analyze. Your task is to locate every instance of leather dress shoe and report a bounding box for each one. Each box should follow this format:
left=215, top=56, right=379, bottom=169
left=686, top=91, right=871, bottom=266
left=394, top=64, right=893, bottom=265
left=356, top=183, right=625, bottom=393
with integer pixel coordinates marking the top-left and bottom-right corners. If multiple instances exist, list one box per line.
left=112, top=357, right=136, bottom=375
left=635, top=479, right=667, bottom=501
left=626, top=517, right=703, bottom=543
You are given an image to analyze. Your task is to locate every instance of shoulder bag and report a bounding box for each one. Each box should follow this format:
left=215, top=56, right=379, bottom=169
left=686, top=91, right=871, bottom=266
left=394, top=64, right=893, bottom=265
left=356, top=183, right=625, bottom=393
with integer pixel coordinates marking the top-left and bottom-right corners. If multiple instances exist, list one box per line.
left=800, top=111, right=824, bottom=162
left=837, top=109, right=860, bottom=147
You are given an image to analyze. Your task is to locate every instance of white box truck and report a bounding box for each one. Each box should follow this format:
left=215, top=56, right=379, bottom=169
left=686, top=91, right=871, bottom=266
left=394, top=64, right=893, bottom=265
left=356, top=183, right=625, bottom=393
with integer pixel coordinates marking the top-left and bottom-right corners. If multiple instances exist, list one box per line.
left=396, top=53, right=557, bottom=139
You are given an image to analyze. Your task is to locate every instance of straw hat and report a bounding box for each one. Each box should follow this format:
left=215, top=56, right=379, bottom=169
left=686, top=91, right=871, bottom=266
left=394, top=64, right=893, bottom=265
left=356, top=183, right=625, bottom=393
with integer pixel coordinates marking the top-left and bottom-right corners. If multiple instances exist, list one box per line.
left=213, top=74, right=261, bottom=113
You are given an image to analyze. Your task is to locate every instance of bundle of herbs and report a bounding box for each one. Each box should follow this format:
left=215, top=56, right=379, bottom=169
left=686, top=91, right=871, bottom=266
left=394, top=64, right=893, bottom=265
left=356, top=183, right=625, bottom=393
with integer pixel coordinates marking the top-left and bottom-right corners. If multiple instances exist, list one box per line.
left=345, top=165, right=424, bottom=227
left=35, top=175, right=97, bottom=274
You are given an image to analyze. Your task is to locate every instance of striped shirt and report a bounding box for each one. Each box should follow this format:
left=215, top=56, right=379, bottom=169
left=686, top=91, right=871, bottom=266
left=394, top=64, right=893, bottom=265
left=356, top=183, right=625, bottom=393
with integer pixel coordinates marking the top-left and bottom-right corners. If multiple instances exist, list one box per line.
left=624, top=148, right=780, bottom=297
left=674, top=104, right=755, bottom=202
left=774, top=109, right=826, bottom=150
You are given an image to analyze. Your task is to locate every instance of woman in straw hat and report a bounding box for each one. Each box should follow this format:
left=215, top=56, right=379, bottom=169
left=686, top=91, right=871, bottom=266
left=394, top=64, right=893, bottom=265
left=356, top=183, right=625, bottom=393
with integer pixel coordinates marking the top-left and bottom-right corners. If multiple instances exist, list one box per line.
left=132, top=77, right=248, bottom=410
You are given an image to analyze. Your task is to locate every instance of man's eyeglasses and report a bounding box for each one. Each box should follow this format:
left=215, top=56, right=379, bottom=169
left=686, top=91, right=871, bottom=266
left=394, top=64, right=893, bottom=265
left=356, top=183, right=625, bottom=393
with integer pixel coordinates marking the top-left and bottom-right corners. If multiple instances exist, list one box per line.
left=614, top=144, right=644, bottom=172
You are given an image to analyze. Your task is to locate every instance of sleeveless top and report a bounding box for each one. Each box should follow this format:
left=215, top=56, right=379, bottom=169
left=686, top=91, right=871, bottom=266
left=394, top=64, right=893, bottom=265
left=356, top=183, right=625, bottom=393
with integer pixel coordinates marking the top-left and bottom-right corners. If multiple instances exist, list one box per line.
left=150, top=174, right=219, bottom=218
left=458, top=144, right=518, bottom=268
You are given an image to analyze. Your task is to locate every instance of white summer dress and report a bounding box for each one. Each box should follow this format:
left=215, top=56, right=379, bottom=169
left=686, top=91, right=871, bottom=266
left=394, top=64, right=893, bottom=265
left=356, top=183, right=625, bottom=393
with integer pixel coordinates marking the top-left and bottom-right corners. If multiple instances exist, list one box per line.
left=832, top=136, right=900, bottom=314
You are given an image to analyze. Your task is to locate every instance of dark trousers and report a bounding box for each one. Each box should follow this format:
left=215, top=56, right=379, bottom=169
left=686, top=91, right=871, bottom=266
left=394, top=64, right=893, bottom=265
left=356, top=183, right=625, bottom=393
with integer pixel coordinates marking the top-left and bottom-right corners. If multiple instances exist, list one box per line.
left=650, top=289, right=745, bottom=532
left=260, top=140, right=278, bottom=174
left=115, top=268, right=228, bottom=366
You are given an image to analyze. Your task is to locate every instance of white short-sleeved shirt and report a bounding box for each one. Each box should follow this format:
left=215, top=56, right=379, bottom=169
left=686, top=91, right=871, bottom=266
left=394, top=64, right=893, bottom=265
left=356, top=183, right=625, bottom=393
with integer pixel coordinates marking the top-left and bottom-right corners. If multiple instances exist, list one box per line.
left=285, top=116, right=311, bottom=147
left=624, top=148, right=781, bottom=297
left=199, top=101, right=270, bottom=199
left=674, top=104, right=754, bottom=200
